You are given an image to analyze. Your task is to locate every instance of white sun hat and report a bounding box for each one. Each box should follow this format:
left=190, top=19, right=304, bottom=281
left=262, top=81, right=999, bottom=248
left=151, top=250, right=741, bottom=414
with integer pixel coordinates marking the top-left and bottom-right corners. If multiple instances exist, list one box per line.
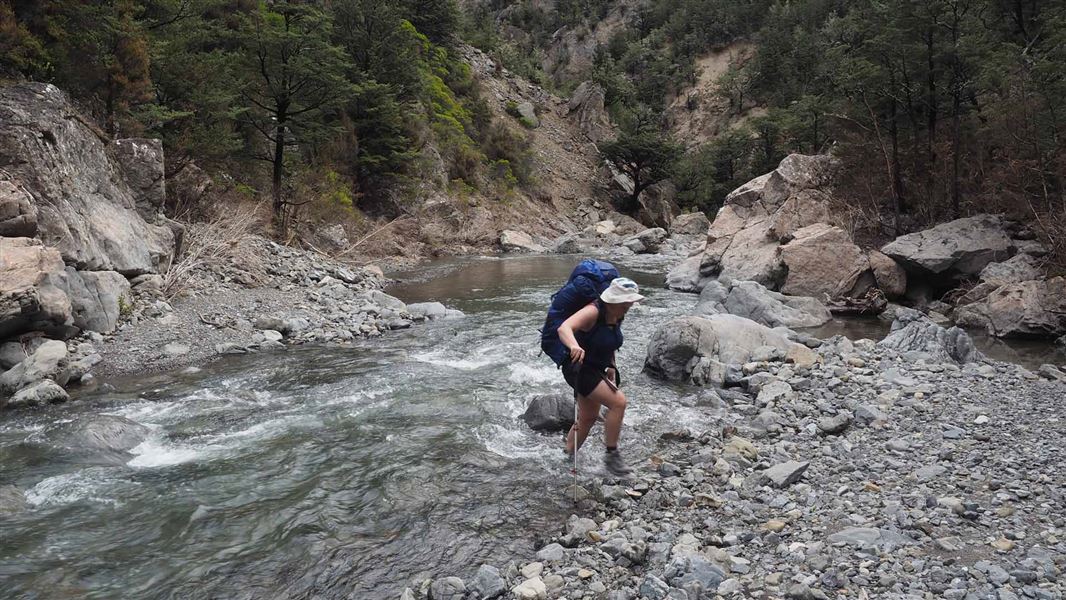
left=600, top=277, right=645, bottom=304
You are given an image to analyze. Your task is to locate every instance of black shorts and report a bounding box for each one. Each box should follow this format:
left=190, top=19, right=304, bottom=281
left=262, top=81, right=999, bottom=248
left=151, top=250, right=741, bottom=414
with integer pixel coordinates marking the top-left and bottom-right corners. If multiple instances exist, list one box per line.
left=562, top=362, right=618, bottom=397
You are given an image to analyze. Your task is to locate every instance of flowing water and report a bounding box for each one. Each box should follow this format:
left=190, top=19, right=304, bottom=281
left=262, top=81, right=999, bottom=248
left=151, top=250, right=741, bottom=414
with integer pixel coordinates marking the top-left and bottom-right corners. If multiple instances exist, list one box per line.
left=0, top=255, right=1061, bottom=600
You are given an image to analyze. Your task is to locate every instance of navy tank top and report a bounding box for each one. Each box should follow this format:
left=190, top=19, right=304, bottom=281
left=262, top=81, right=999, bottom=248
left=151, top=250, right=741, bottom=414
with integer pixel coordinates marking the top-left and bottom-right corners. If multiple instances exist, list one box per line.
left=574, top=301, right=623, bottom=370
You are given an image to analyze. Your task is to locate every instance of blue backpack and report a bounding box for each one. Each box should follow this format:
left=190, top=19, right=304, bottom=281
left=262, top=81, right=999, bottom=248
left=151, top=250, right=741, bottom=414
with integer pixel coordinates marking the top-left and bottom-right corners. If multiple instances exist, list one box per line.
left=540, top=259, right=620, bottom=366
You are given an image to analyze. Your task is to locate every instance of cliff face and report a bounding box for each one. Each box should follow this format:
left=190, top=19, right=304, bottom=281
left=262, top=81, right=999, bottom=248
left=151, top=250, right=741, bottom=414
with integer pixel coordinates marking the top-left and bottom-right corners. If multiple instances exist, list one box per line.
left=0, top=83, right=182, bottom=339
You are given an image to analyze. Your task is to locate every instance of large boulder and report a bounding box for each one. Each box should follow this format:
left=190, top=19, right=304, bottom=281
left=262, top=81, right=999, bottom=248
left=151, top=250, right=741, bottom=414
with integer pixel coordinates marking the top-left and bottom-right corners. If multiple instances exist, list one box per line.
left=521, top=394, right=576, bottom=432
left=621, top=228, right=667, bottom=254
left=499, top=230, right=546, bottom=253
left=0, top=237, right=73, bottom=338
left=7, top=379, right=68, bottom=408
left=954, top=277, right=1066, bottom=339
left=957, top=253, right=1044, bottom=305
left=670, top=212, right=711, bottom=237
left=779, top=224, right=870, bottom=299
left=666, top=255, right=715, bottom=292
left=867, top=250, right=907, bottom=299
left=0, top=339, right=69, bottom=394
left=111, top=138, right=166, bottom=216
left=881, top=214, right=1015, bottom=278
left=877, top=308, right=981, bottom=363
left=63, top=268, right=131, bottom=333
left=0, top=83, right=177, bottom=275
left=645, top=314, right=818, bottom=386
left=721, top=280, right=832, bottom=328
left=696, top=154, right=840, bottom=288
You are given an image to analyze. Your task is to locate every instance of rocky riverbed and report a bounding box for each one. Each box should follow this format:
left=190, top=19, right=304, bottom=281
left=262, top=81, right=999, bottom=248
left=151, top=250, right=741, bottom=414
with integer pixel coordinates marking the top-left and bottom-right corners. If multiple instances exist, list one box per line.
left=408, top=316, right=1066, bottom=600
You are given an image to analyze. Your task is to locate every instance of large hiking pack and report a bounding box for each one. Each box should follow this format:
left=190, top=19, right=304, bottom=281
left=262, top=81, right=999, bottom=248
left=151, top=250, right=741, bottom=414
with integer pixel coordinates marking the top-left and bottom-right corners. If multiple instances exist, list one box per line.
left=540, top=259, right=620, bottom=366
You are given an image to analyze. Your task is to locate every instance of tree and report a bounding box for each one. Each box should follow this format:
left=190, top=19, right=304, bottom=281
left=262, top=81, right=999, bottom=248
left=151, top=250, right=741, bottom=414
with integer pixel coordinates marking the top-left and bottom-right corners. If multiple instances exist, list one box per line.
left=236, top=2, right=353, bottom=229
left=600, top=128, right=681, bottom=213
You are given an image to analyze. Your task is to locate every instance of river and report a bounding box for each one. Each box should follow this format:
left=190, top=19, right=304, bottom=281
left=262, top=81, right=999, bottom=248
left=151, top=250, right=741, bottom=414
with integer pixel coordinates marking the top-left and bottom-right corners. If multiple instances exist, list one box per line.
left=0, top=255, right=1060, bottom=599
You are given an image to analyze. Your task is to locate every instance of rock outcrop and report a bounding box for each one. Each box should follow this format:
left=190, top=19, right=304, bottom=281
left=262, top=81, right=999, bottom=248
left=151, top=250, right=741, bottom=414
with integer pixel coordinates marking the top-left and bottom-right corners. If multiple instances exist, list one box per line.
left=0, top=237, right=74, bottom=338
left=867, top=250, right=907, bottom=299
left=669, top=212, right=711, bottom=237
left=566, top=81, right=612, bottom=143
left=499, top=229, right=547, bottom=253
left=645, top=314, right=818, bottom=386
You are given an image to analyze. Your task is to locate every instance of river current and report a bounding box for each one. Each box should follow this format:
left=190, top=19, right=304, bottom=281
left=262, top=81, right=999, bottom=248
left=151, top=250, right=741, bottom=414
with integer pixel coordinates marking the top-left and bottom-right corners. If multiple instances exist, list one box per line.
left=0, top=255, right=1059, bottom=599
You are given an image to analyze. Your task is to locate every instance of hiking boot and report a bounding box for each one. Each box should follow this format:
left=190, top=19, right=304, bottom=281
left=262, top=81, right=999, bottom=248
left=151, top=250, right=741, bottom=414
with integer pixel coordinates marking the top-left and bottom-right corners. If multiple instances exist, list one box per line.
left=603, top=450, right=632, bottom=477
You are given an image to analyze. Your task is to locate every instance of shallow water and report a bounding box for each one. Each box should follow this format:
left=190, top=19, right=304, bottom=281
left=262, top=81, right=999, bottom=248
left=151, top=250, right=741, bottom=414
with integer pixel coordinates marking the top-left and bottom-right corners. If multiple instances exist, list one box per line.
left=0, top=255, right=1061, bottom=599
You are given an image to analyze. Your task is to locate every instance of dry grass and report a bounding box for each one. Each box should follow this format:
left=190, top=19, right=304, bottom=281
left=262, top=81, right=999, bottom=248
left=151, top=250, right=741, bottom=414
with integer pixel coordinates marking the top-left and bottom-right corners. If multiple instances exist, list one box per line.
left=162, top=205, right=264, bottom=299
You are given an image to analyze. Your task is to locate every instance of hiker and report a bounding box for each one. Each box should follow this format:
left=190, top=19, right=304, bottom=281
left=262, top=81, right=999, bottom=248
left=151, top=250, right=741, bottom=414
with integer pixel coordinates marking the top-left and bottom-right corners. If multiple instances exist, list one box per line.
left=557, top=277, right=644, bottom=476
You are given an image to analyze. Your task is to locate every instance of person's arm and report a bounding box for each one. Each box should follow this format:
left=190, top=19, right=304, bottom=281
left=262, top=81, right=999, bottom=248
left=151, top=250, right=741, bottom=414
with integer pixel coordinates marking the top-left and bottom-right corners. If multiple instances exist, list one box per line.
left=558, top=303, right=599, bottom=364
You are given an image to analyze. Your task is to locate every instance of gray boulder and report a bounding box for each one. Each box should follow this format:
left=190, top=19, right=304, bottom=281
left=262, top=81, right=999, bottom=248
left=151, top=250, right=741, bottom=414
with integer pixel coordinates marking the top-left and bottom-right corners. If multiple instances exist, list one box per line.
left=827, top=527, right=914, bottom=552
left=644, top=315, right=818, bottom=386
left=867, top=250, right=907, bottom=299
left=515, top=101, right=539, bottom=127
left=954, top=277, right=1066, bottom=338
left=521, top=394, right=575, bottom=432
left=566, top=81, right=611, bottom=143
left=0, top=339, right=68, bottom=394
left=406, top=302, right=448, bottom=320
left=0, top=83, right=177, bottom=275
left=622, top=227, right=668, bottom=254
left=472, top=564, right=506, bottom=599
left=499, top=229, right=547, bottom=253
left=878, top=308, right=981, bottom=363
left=779, top=224, right=870, bottom=299
left=670, top=212, right=711, bottom=237
left=1, top=237, right=74, bottom=338
left=428, top=577, right=466, bottom=600
left=63, top=268, right=131, bottom=333
left=721, top=280, right=831, bottom=328
left=665, top=255, right=714, bottom=293
left=760, top=460, right=810, bottom=487
left=881, top=214, right=1015, bottom=277
left=7, top=379, right=69, bottom=408
left=32, top=414, right=150, bottom=463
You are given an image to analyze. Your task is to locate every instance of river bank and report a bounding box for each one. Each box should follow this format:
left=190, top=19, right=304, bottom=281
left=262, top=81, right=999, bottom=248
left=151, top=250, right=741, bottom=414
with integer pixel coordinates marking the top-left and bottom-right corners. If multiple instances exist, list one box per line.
left=410, top=322, right=1066, bottom=600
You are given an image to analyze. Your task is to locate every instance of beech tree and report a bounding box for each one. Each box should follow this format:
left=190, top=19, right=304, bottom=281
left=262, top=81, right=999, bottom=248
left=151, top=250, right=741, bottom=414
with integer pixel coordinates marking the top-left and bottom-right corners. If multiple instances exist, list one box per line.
left=236, top=2, right=352, bottom=229
left=600, top=128, right=681, bottom=213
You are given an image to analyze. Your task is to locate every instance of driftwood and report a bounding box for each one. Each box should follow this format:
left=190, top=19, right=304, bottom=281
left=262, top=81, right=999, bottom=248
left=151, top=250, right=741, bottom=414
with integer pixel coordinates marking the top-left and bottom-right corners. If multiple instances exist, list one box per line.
left=826, top=288, right=888, bottom=316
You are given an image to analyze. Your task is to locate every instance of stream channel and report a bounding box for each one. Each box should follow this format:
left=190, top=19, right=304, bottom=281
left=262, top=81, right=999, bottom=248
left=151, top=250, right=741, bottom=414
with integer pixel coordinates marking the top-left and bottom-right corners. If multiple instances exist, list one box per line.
left=0, top=255, right=1060, bottom=599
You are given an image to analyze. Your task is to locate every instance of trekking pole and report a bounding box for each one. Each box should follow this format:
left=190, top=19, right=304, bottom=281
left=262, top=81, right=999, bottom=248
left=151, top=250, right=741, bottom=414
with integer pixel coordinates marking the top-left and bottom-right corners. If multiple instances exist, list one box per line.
left=572, top=398, right=579, bottom=504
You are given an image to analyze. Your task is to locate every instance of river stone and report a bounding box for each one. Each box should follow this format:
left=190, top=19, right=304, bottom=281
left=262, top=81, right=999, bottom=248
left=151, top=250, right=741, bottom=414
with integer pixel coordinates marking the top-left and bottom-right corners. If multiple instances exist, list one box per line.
left=8, top=379, right=68, bottom=408
left=511, top=576, right=547, bottom=600
left=521, top=394, right=575, bottom=432
left=760, top=461, right=810, bottom=487
left=622, top=227, right=668, bottom=254
left=428, top=576, right=465, bottom=600
left=472, top=565, right=506, bottom=599
left=878, top=308, right=981, bottom=363
left=827, top=527, right=914, bottom=551
left=817, top=412, right=852, bottom=435
left=644, top=315, right=817, bottom=386
left=640, top=575, right=671, bottom=600
left=665, top=255, right=713, bottom=293
left=0, top=339, right=68, bottom=393
left=0, top=484, right=28, bottom=514
left=0, top=341, right=28, bottom=369
left=535, top=542, right=565, bottom=562
left=722, top=280, right=831, bottom=328
left=35, top=414, right=150, bottom=462
left=366, top=290, right=406, bottom=312
left=881, top=214, right=1015, bottom=277
left=500, top=230, right=546, bottom=253
left=407, top=302, right=448, bottom=320
left=665, top=554, right=726, bottom=593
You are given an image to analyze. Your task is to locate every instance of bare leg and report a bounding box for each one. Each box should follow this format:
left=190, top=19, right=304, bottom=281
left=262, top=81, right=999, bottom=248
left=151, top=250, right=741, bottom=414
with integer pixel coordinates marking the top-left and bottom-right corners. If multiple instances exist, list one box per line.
left=587, top=381, right=627, bottom=448
left=565, top=394, right=600, bottom=453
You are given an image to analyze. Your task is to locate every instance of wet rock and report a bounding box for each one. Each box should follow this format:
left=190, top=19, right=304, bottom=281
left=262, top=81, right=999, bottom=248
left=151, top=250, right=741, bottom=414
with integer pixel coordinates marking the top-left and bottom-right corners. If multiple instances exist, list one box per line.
left=472, top=565, right=505, bottom=599
left=428, top=576, right=465, bottom=600
left=33, top=414, right=150, bottom=462
left=521, top=394, right=575, bottom=432
left=0, top=339, right=68, bottom=394
left=8, top=379, right=68, bottom=407
left=0, top=484, right=29, bottom=514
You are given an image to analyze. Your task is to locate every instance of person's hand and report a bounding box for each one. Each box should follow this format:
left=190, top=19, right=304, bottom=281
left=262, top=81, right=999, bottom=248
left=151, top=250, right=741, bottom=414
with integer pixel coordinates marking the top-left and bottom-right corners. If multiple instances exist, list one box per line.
left=569, top=345, right=585, bottom=364
left=605, top=367, right=617, bottom=384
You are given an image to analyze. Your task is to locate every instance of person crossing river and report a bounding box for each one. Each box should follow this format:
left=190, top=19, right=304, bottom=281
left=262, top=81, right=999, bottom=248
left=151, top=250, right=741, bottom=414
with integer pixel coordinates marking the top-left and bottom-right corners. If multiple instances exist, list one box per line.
left=557, top=277, right=644, bottom=476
